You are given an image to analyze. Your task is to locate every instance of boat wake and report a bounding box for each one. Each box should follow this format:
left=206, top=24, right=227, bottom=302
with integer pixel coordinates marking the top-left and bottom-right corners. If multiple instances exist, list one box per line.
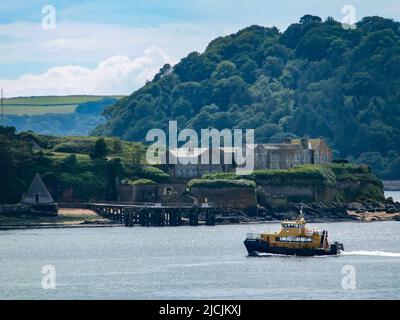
left=252, top=252, right=291, bottom=258
left=340, top=250, right=400, bottom=258
left=251, top=251, right=400, bottom=258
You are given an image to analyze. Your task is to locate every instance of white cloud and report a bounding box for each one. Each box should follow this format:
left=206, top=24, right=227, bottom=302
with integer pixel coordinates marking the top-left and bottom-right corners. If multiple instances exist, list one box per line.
left=0, top=21, right=235, bottom=96
left=0, top=22, right=233, bottom=66
left=0, top=46, right=173, bottom=96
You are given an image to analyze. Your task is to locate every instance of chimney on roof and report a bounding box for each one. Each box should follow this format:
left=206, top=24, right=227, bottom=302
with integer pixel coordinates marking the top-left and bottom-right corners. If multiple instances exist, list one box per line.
left=301, top=137, right=309, bottom=149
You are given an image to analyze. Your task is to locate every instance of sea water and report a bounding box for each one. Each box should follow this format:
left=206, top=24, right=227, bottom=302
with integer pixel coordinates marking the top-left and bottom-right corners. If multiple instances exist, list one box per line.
left=0, top=219, right=399, bottom=300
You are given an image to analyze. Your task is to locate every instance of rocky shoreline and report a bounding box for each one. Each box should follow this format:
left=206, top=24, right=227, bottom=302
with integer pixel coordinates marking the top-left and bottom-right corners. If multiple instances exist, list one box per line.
left=1, top=200, right=399, bottom=230
left=215, top=199, right=400, bottom=224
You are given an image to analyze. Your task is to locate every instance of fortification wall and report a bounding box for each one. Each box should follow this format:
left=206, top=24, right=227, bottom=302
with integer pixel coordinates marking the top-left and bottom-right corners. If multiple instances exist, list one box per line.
left=118, top=183, right=190, bottom=203
left=0, top=204, right=30, bottom=215
left=190, top=187, right=257, bottom=214
left=257, top=184, right=335, bottom=203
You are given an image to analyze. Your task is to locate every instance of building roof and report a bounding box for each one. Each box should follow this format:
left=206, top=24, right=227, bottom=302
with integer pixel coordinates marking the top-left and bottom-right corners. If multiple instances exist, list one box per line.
left=21, top=174, right=55, bottom=204
left=291, top=138, right=322, bottom=149
left=168, top=138, right=326, bottom=159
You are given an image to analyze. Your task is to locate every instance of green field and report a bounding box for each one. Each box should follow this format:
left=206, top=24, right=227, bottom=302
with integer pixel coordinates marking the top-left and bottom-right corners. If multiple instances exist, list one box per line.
left=1, top=95, right=123, bottom=115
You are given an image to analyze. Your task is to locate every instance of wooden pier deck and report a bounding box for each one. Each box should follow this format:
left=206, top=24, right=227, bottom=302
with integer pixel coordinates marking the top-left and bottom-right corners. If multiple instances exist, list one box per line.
left=60, top=202, right=216, bottom=227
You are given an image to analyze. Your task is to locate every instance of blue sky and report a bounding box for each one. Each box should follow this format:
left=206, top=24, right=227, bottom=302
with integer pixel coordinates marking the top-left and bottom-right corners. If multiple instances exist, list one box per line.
left=1, top=0, right=399, bottom=96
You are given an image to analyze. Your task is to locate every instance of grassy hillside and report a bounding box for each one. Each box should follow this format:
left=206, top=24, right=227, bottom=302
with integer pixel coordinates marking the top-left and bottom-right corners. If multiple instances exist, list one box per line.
left=18, top=131, right=146, bottom=164
left=2, top=95, right=123, bottom=115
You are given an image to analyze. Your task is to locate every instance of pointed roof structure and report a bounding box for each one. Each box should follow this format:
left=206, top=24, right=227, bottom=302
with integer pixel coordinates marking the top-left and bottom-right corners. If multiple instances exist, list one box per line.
left=21, top=174, right=55, bottom=204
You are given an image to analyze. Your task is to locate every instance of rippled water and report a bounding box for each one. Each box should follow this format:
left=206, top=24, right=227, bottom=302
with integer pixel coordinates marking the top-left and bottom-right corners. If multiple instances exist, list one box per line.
left=0, top=220, right=400, bottom=300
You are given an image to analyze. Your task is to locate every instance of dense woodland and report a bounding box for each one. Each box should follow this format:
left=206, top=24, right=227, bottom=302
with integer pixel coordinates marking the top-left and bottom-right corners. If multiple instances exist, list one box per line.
left=95, top=15, right=400, bottom=179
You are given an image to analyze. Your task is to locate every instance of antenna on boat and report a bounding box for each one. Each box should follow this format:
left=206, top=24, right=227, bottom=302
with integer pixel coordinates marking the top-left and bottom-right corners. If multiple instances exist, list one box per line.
left=299, top=203, right=305, bottom=219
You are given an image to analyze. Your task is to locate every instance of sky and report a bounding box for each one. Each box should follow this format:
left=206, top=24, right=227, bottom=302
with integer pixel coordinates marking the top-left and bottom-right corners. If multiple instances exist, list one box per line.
left=0, top=0, right=400, bottom=97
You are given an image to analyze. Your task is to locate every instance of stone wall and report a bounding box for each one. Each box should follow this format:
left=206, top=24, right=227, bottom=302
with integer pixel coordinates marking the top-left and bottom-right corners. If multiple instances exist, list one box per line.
left=190, top=186, right=257, bottom=214
left=258, top=194, right=288, bottom=208
left=118, top=183, right=191, bottom=203
left=257, top=183, right=335, bottom=203
left=0, top=204, right=30, bottom=215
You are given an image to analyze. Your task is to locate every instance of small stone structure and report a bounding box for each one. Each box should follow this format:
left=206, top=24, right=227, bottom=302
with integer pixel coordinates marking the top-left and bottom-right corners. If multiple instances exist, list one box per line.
left=20, top=174, right=58, bottom=215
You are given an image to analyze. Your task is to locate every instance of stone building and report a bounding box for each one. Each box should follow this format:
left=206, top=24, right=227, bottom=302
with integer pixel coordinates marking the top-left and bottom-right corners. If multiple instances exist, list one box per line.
left=165, top=147, right=234, bottom=180
left=165, top=137, right=332, bottom=180
left=253, top=137, right=332, bottom=170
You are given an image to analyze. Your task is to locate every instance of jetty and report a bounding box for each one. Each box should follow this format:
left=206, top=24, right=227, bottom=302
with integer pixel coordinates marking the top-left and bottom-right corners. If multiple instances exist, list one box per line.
left=61, top=202, right=216, bottom=227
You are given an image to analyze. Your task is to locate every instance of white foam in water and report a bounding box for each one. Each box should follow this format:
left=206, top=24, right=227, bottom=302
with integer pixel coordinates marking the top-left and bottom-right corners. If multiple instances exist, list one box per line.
left=340, top=250, right=400, bottom=257
left=254, top=251, right=400, bottom=258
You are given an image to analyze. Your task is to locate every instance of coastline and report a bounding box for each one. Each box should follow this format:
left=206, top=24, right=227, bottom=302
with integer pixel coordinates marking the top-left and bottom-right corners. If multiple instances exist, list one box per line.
left=0, top=208, right=120, bottom=231
left=2, top=195, right=400, bottom=231
left=1, top=209, right=398, bottom=231
left=0, top=219, right=395, bottom=231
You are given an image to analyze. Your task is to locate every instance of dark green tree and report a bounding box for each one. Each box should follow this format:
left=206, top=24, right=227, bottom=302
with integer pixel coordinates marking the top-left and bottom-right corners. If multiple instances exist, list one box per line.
left=91, top=137, right=108, bottom=159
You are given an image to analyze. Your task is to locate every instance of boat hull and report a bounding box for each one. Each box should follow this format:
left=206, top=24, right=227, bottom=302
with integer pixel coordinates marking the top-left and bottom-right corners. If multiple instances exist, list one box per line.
left=244, top=239, right=344, bottom=256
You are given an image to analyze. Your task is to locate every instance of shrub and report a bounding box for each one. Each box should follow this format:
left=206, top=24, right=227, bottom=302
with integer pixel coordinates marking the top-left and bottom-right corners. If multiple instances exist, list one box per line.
left=130, top=165, right=169, bottom=183
left=253, top=165, right=336, bottom=186
left=130, top=179, right=156, bottom=185
left=188, top=179, right=256, bottom=189
left=201, top=172, right=254, bottom=180
left=90, top=137, right=108, bottom=159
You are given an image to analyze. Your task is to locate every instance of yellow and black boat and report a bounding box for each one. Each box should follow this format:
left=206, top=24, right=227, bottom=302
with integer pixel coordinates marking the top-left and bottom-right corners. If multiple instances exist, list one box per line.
left=244, top=206, right=344, bottom=256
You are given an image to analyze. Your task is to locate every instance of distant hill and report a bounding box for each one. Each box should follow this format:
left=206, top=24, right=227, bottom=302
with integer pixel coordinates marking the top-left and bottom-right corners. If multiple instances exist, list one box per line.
left=94, top=15, right=400, bottom=179
left=1, top=97, right=120, bottom=136
left=1, top=95, right=122, bottom=115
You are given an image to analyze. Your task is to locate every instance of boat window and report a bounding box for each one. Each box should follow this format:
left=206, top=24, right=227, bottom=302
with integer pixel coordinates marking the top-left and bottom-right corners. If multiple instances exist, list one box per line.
left=276, top=236, right=313, bottom=243
left=282, top=223, right=302, bottom=228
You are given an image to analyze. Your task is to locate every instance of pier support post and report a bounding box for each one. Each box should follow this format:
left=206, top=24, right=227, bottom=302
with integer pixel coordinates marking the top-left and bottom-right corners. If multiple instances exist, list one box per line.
left=189, top=209, right=199, bottom=226
left=139, top=209, right=150, bottom=226
left=124, top=208, right=134, bottom=227
left=169, top=211, right=181, bottom=226
left=206, top=210, right=215, bottom=226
